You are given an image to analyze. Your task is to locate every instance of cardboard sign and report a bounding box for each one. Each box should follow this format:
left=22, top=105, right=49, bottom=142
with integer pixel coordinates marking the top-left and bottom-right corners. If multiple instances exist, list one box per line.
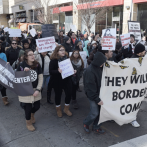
left=128, top=21, right=141, bottom=43
left=41, top=24, right=58, bottom=40
left=120, top=33, right=130, bottom=47
left=36, top=36, right=56, bottom=53
left=99, top=56, right=147, bottom=126
left=4, top=27, right=9, bottom=32
left=0, top=59, right=34, bottom=96
left=58, top=59, right=74, bottom=79
left=70, top=24, right=77, bottom=32
left=69, top=51, right=87, bottom=68
left=9, top=29, right=21, bottom=37
left=102, top=28, right=116, bottom=50
left=30, top=28, right=36, bottom=37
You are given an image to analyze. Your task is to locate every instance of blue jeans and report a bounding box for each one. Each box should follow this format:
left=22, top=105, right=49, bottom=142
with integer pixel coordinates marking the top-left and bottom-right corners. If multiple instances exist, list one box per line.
left=43, top=75, right=50, bottom=88
left=83, top=99, right=101, bottom=129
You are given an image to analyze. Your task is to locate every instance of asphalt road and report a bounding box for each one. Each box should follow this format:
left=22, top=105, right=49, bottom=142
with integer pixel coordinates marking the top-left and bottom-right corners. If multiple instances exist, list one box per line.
left=0, top=83, right=147, bottom=147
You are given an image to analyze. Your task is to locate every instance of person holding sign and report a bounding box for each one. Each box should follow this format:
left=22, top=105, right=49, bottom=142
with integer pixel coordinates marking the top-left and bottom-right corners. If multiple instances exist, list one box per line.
left=49, top=45, right=75, bottom=118
left=83, top=52, right=106, bottom=134
left=70, top=50, right=84, bottom=109
left=17, top=49, right=43, bottom=132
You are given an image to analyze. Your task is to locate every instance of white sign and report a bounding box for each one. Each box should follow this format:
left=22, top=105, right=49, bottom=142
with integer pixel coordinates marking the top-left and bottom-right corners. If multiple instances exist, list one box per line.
left=70, top=24, right=77, bottom=32
left=4, top=27, right=9, bottom=32
left=120, top=33, right=130, bottom=47
left=59, top=59, right=74, bottom=79
left=30, top=28, right=36, bottom=37
left=128, top=21, right=141, bottom=43
left=9, top=29, right=21, bottom=37
left=36, top=36, right=56, bottom=53
left=99, top=56, right=147, bottom=126
left=102, top=28, right=116, bottom=50
left=23, top=33, right=27, bottom=38
left=69, top=51, right=87, bottom=68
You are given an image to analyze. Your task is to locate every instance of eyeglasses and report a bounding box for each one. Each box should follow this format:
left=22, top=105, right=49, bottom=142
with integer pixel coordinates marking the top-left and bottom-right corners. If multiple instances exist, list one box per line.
left=28, top=54, right=35, bottom=57
left=12, top=43, right=17, bottom=45
left=74, top=53, right=79, bottom=55
left=59, top=49, right=65, bottom=52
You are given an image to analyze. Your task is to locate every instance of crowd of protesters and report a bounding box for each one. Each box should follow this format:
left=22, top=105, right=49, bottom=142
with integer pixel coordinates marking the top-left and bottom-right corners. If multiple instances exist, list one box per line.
left=0, top=27, right=146, bottom=133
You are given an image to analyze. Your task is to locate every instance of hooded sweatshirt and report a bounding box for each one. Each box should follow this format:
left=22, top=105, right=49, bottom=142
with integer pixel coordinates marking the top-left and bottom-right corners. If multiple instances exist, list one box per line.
left=83, top=51, right=106, bottom=103
left=83, top=40, right=90, bottom=57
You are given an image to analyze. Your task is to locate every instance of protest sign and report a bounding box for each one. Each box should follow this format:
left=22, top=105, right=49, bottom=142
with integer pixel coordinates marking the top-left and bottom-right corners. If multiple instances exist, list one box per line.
left=120, top=33, right=130, bottom=47
left=4, top=27, right=9, bottom=32
left=0, top=59, right=34, bottom=96
left=69, top=51, right=87, bottom=68
left=58, top=59, right=74, bottom=79
left=128, top=21, right=141, bottom=43
left=9, top=29, right=21, bottom=37
left=99, top=56, right=147, bottom=126
left=30, top=28, right=36, bottom=37
left=41, top=24, right=58, bottom=40
left=23, top=33, right=27, bottom=38
left=70, top=24, right=77, bottom=32
left=102, top=28, right=116, bottom=50
left=36, top=36, right=56, bottom=53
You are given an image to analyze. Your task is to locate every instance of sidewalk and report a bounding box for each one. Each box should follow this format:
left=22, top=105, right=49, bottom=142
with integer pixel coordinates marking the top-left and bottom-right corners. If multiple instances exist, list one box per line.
left=0, top=85, right=147, bottom=147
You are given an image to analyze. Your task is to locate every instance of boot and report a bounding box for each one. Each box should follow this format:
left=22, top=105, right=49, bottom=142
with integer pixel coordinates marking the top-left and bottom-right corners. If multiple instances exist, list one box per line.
left=26, top=120, right=35, bottom=131
left=47, top=88, right=54, bottom=104
left=63, top=105, right=72, bottom=116
left=2, top=97, right=9, bottom=105
left=31, top=113, right=35, bottom=124
left=56, top=106, right=62, bottom=118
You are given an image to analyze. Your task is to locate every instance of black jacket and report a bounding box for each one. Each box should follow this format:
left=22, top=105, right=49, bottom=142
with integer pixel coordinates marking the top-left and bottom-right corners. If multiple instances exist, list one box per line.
left=1, top=41, right=9, bottom=53
left=61, top=43, right=73, bottom=54
left=83, top=52, right=106, bottom=103
left=122, top=44, right=133, bottom=58
left=131, top=54, right=140, bottom=58
left=6, top=46, right=21, bottom=65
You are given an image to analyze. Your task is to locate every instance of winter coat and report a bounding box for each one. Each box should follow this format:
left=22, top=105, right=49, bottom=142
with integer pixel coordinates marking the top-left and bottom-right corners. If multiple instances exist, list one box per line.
left=87, top=48, right=97, bottom=65
left=58, top=36, right=64, bottom=44
left=0, top=53, right=7, bottom=62
left=34, top=50, right=50, bottom=75
left=83, top=40, right=90, bottom=57
left=122, top=44, right=133, bottom=59
left=131, top=54, right=140, bottom=58
left=83, top=51, right=106, bottom=103
left=1, top=41, right=9, bottom=53
left=17, top=61, right=43, bottom=103
left=61, top=42, right=73, bottom=54
left=5, top=46, right=21, bottom=65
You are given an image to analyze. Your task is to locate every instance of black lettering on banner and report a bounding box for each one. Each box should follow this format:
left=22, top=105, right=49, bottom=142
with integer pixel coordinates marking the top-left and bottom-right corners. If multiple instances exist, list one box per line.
left=125, top=104, right=132, bottom=114
left=116, top=77, right=121, bottom=86
left=143, top=74, right=147, bottom=83
left=107, top=77, right=114, bottom=86
left=132, top=102, right=141, bottom=112
left=140, top=75, right=143, bottom=83
left=131, top=75, right=140, bottom=84
left=112, top=91, right=118, bottom=101
left=119, top=90, right=126, bottom=100
left=132, top=89, right=139, bottom=98
left=120, top=105, right=125, bottom=115
left=126, top=90, right=132, bottom=98
left=140, top=88, right=145, bottom=97
left=122, top=76, right=128, bottom=85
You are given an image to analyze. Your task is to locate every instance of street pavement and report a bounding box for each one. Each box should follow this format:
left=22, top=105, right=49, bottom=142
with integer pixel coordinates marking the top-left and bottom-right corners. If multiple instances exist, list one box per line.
left=0, top=81, right=147, bottom=147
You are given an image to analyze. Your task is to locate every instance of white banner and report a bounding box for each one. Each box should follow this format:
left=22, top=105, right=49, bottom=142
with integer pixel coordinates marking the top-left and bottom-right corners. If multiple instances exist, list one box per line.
left=9, top=29, right=21, bottom=37
left=99, top=56, right=147, bottom=126
left=58, top=59, right=74, bottom=79
left=120, top=33, right=130, bottom=47
left=69, top=51, right=87, bottom=68
left=36, top=36, right=56, bottom=53
left=128, top=21, right=141, bottom=43
left=102, top=28, right=116, bottom=50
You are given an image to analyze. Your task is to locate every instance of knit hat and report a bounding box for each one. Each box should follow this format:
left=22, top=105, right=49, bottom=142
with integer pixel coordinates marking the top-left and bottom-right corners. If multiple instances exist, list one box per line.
left=91, top=41, right=97, bottom=45
left=19, top=50, right=24, bottom=58
left=80, top=34, right=84, bottom=37
left=22, top=39, right=29, bottom=44
left=134, top=43, right=145, bottom=54
left=63, top=36, right=70, bottom=43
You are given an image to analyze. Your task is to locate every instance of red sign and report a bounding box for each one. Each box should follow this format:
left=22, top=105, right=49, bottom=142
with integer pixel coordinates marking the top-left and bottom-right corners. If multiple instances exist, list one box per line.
left=53, top=6, right=73, bottom=14
left=77, top=0, right=124, bottom=9
left=133, top=0, right=147, bottom=3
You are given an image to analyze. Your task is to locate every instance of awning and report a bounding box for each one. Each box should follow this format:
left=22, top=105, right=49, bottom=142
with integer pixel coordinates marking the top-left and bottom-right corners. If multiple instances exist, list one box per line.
left=133, top=0, right=147, bottom=3
left=53, top=6, right=73, bottom=14
left=8, top=19, right=14, bottom=23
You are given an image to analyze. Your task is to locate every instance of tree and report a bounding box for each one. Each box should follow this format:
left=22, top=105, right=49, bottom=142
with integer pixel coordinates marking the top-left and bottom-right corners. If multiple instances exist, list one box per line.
left=74, top=0, right=112, bottom=34
left=29, top=0, right=57, bottom=24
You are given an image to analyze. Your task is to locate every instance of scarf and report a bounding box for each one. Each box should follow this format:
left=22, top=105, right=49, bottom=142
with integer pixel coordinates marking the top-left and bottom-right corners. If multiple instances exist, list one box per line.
left=72, top=59, right=82, bottom=68
left=58, top=56, right=68, bottom=62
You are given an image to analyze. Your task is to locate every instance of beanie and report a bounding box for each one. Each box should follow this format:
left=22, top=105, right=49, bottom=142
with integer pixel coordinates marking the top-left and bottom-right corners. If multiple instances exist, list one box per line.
left=91, top=41, right=97, bottom=45
left=22, top=39, right=29, bottom=44
left=63, top=36, right=70, bottom=43
left=134, top=43, right=145, bottom=54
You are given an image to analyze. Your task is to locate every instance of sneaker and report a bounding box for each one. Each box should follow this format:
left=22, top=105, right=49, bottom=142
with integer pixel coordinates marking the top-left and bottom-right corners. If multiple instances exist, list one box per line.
left=92, top=128, right=105, bottom=134
left=71, top=100, right=79, bottom=109
left=131, top=120, right=140, bottom=128
left=83, top=124, right=90, bottom=133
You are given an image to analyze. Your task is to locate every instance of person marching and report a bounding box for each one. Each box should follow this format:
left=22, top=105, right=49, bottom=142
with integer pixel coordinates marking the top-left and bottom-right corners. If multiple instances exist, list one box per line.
left=17, top=49, right=43, bottom=131
left=49, top=45, right=75, bottom=118
left=70, top=50, right=84, bottom=109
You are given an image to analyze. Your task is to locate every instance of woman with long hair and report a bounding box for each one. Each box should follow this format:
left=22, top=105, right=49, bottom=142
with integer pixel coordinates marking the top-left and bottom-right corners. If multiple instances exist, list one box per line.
left=17, top=49, right=43, bottom=131
left=49, top=45, right=75, bottom=118
left=70, top=50, right=84, bottom=109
